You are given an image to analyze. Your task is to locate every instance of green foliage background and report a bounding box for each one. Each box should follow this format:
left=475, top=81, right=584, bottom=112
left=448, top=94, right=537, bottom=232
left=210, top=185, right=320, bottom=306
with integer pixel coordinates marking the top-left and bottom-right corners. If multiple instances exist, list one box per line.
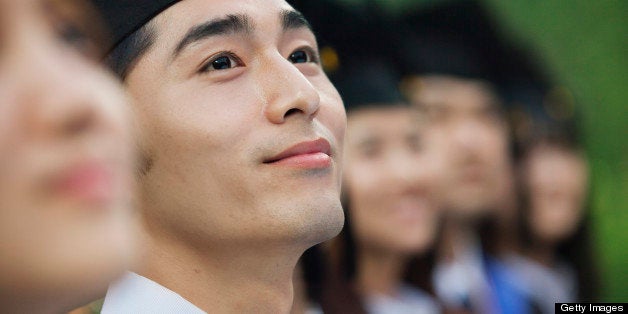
left=337, top=0, right=627, bottom=301
left=482, top=1, right=627, bottom=301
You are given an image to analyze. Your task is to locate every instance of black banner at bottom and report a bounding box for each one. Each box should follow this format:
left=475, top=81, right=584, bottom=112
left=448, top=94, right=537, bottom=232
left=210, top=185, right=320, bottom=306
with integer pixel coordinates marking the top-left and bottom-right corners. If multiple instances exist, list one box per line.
left=556, top=303, right=626, bottom=313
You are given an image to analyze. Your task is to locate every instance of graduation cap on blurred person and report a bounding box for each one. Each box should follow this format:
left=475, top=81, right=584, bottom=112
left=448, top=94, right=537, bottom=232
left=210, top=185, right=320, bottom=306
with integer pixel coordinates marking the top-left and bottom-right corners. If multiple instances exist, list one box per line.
left=289, top=0, right=404, bottom=74
left=90, top=0, right=181, bottom=52
left=290, top=0, right=414, bottom=113
left=396, top=0, right=506, bottom=82
left=396, top=0, right=580, bottom=146
left=398, top=1, right=555, bottom=102
left=329, top=54, right=406, bottom=113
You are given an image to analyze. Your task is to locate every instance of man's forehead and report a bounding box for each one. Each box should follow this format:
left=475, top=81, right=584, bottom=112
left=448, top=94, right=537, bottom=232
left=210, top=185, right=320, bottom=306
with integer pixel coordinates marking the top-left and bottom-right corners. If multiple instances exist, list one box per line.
left=156, top=0, right=295, bottom=31
left=151, top=0, right=308, bottom=55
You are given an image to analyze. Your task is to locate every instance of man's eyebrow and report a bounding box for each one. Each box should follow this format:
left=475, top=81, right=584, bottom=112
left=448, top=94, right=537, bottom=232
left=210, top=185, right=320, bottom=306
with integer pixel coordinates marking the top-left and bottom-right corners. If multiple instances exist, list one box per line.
left=172, top=14, right=253, bottom=59
left=281, top=9, right=312, bottom=31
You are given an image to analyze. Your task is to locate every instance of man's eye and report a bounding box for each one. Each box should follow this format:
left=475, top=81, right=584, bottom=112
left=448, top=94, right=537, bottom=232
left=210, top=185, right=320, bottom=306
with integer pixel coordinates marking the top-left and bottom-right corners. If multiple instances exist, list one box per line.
left=289, top=47, right=320, bottom=64
left=289, top=50, right=309, bottom=64
left=211, top=56, right=232, bottom=70
left=200, top=53, right=242, bottom=73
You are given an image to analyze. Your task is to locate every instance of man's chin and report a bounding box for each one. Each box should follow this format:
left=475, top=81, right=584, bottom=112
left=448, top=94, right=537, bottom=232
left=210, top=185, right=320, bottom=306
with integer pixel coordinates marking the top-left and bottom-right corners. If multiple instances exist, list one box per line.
left=316, top=203, right=345, bottom=242
left=297, top=202, right=345, bottom=248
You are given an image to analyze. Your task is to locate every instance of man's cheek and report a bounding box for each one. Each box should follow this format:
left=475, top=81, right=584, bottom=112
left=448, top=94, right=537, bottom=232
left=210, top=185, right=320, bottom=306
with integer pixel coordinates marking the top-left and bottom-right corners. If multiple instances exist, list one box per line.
left=324, top=106, right=347, bottom=140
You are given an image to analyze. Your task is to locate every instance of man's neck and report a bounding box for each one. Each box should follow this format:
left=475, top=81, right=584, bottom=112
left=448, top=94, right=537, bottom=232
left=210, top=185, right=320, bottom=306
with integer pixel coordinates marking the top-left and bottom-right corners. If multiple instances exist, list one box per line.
left=137, top=231, right=303, bottom=313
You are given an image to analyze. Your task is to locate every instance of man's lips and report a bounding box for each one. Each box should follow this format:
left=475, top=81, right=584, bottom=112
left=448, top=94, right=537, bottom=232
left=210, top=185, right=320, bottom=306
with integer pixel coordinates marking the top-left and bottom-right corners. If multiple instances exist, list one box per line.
left=264, top=138, right=332, bottom=168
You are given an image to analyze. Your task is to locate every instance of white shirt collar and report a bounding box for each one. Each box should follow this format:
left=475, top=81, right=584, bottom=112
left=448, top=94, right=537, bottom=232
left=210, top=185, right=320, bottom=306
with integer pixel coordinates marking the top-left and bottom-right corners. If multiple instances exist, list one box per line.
left=433, top=240, right=491, bottom=307
left=101, top=272, right=206, bottom=314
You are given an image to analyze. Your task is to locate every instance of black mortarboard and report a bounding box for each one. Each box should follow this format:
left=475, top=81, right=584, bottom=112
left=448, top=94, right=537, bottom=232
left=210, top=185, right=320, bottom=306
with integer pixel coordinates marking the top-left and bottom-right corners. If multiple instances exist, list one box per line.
left=397, top=0, right=504, bottom=81
left=330, top=55, right=405, bottom=112
left=290, top=0, right=406, bottom=111
left=289, top=0, right=373, bottom=53
left=290, top=0, right=403, bottom=74
left=398, top=0, right=558, bottom=112
left=90, top=0, right=181, bottom=51
left=398, top=0, right=579, bottom=149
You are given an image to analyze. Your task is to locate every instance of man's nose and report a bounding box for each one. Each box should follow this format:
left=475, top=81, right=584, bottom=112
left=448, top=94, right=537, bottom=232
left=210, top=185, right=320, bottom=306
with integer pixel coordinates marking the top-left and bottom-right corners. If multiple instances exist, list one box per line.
left=259, top=54, right=321, bottom=124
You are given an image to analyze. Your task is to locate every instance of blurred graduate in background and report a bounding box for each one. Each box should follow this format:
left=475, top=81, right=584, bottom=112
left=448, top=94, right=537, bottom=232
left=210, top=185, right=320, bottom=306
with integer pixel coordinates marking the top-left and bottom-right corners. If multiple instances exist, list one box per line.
left=287, top=3, right=443, bottom=313
left=291, top=0, right=599, bottom=313
left=398, top=2, right=598, bottom=312
left=0, top=0, right=137, bottom=313
left=396, top=2, right=525, bottom=312
left=506, top=119, right=598, bottom=314
left=326, top=55, right=443, bottom=314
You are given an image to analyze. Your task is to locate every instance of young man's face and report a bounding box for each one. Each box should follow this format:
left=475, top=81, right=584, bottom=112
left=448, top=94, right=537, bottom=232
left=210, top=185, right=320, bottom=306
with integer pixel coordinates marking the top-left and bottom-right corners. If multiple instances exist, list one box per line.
left=127, top=0, right=346, bottom=249
left=408, top=76, right=510, bottom=219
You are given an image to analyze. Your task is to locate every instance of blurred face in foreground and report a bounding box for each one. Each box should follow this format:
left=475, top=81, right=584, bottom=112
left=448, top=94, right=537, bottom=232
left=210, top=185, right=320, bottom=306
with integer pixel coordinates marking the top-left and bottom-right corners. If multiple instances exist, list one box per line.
left=127, top=0, right=346, bottom=250
left=343, top=106, right=440, bottom=255
left=0, top=0, right=135, bottom=312
left=407, top=76, right=509, bottom=220
left=523, top=144, right=587, bottom=245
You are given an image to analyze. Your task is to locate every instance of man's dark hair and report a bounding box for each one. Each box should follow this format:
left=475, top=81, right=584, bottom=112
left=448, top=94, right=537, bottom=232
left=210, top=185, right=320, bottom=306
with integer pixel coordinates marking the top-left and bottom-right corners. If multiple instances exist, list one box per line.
left=106, top=22, right=156, bottom=79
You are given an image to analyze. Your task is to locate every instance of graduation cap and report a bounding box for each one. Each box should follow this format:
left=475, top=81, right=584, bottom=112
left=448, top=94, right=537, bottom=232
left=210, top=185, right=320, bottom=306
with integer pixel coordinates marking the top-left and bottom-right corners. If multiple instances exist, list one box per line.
left=330, top=55, right=406, bottom=113
left=90, top=0, right=180, bottom=51
left=289, top=0, right=405, bottom=75
left=396, top=0, right=553, bottom=83
left=396, top=0, right=505, bottom=82
left=397, top=1, right=584, bottom=149
left=289, top=0, right=377, bottom=53
left=398, top=1, right=564, bottom=114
